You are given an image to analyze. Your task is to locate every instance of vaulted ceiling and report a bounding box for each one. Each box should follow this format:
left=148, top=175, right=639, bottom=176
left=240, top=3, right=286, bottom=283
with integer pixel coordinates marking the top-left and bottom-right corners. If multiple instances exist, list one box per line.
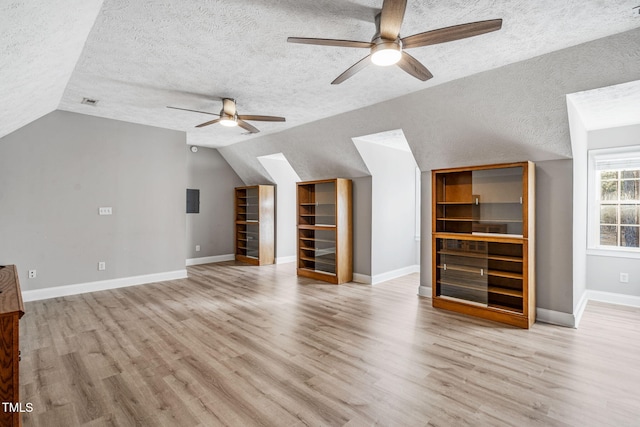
left=2, top=1, right=639, bottom=146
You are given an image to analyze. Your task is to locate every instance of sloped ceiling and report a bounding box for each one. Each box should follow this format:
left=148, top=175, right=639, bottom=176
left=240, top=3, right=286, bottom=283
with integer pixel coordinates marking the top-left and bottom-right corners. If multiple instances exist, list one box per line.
left=2, top=1, right=639, bottom=146
left=568, top=80, right=640, bottom=131
left=0, top=0, right=103, bottom=139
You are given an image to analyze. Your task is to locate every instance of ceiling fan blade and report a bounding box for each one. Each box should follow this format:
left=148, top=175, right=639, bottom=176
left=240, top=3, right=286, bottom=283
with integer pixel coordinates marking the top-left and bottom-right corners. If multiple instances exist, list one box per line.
left=167, top=106, right=219, bottom=116
left=379, top=0, right=407, bottom=40
left=397, top=52, right=433, bottom=81
left=237, top=119, right=260, bottom=134
left=331, top=55, right=371, bottom=85
left=195, top=118, right=222, bottom=128
left=402, top=19, right=503, bottom=49
left=222, top=98, right=236, bottom=116
left=287, top=37, right=373, bottom=49
left=238, top=115, right=286, bottom=122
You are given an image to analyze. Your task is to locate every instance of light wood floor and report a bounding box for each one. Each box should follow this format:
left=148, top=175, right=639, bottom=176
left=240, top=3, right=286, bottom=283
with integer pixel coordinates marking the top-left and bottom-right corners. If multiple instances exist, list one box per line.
left=20, top=262, right=640, bottom=426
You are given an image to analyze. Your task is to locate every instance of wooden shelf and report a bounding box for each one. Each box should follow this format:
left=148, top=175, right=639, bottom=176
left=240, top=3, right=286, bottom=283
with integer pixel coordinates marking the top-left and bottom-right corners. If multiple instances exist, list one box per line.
left=235, top=185, right=274, bottom=266
left=432, top=161, right=535, bottom=328
left=297, top=179, right=352, bottom=284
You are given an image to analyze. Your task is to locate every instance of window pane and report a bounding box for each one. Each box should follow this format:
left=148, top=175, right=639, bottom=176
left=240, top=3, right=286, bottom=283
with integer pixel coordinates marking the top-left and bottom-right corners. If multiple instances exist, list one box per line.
left=620, top=205, right=639, bottom=225
left=621, top=180, right=640, bottom=200
left=600, top=171, right=618, bottom=180
left=600, top=225, right=618, bottom=246
left=621, top=226, right=640, bottom=248
left=600, top=205, right=617, bottom=224
left=621, top=170, right=640, bottom=179
left=601, top=180, right=618, bottom=201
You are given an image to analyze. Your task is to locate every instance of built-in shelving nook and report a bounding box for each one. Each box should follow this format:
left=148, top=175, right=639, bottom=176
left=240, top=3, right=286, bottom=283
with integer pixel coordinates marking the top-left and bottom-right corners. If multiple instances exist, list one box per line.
left=297, top=178, right=353, bottom=284
left=432, top=162, right=535, bottom=328
left=234, top=185, right=275, bottom=265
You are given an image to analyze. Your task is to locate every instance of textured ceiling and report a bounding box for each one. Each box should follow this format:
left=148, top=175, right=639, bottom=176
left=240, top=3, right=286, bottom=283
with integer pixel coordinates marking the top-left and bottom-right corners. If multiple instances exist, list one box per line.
left=3, top=1, right=640, bottom=146
left=568, top=80, right=640, bottom=130
left=0, top=0, right=103, bottom=139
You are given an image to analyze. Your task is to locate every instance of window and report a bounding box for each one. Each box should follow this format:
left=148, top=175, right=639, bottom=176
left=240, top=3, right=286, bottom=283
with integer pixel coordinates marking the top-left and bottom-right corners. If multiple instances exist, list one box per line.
left=588, top=147, right=640, bottom=254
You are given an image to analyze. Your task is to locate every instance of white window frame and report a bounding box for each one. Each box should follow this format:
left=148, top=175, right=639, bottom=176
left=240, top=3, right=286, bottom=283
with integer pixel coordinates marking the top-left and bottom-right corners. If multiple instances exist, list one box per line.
left=587, top=146, right=640, bottom=259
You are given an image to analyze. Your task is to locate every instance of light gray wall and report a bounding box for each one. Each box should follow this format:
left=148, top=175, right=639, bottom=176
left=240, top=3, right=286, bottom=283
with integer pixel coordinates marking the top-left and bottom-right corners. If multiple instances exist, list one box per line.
left=0, top=110, right=186, bottom=290
left=352, top=176, right=372, bottom=276
left=353, top=141, right=417, bottom=276
left=186, top=146, right=243, bottom=259
left=535, top=159, right=574, bottom=313
left=585, top=123, right=640, bottom=296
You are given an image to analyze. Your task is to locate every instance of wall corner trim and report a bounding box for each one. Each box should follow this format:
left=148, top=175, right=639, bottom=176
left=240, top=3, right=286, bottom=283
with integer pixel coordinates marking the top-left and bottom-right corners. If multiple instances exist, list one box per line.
left=276, top=256, right=297, bottom=264
left=22, top=269, right=188, bottom=302
left=186, top=254, right=235, bottom=266
left=573, top=289, right=590, bottom=328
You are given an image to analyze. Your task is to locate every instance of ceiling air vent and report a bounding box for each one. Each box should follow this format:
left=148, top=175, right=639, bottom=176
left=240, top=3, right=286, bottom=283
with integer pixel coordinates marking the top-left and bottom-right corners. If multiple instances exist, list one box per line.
left=81, top=98, right=99, bottom=106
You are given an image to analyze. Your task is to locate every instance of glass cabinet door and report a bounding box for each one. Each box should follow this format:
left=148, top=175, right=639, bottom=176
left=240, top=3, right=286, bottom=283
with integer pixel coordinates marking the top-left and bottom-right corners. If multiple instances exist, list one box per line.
left=436, top=238, right=488, bottom=305
left=298, top=228, right=337, bottom=275
left=472, top=166, right=523, bottom=236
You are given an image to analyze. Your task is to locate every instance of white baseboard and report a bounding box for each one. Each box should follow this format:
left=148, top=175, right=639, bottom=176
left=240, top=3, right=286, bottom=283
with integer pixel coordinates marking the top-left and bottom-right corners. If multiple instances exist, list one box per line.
left=276, top=256, right=297, bottom=264
left=352, top=273, right=371, bottom=284
left=22, top=269, right=188, bottom=302
left=186, top=254, right=234, bottom=266
left=536, top=290, right=640, bottom=329
left=586, top=290, right=640, bottom=308
left=371, top=265, right=420, bottom=285
left=418, top=285, right=432, bottom=297
left=536, top=308, right=577, bottom=328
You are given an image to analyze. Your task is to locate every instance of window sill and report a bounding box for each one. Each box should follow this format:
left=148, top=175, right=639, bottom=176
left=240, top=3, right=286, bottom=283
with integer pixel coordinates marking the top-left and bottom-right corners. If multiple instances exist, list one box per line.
left=587, top=248, right=640, bottom=259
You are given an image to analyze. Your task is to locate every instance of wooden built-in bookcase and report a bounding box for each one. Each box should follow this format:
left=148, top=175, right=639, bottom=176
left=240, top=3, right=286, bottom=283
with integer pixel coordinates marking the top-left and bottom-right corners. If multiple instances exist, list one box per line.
left=0, top=265, right=25, bottom=427
left=235, top=185, right=274, bottom=265
left=297, top=178, right=352, bottom=284
left=432, top=162, right=535, bottom=328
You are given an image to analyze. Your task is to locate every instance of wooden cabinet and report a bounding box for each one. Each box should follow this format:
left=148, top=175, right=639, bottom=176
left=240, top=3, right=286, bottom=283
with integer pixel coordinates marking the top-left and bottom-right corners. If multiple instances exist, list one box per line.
left=235, top=185, right=275, bottom=265
left=432, top=162, right=535, bottom=328
left=0, top=265, right=25, bottom=426
left=297, top=179, right=353, bottom=284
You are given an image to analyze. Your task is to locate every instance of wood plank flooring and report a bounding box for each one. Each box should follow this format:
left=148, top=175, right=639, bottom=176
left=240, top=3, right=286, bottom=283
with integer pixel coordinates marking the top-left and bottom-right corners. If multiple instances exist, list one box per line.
left=19, top=261, right=640, bottom=426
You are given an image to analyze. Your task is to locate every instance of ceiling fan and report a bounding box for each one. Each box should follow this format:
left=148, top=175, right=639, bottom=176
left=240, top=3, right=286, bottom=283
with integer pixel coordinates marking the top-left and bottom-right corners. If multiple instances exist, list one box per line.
left=287, top=0, right=502, bottom=84
left=167, top=98, right=285, bottom=133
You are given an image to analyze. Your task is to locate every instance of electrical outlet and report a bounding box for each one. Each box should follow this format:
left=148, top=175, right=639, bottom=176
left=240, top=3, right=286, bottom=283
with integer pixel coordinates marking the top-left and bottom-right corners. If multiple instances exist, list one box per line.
left=195, top=245, right=201, bottom=252
left=620, top=273, right=629, bottom=283
left=28, top=270, right=36, bottom=279
left=98, top=262, right=106, bottom=271
left=99, top=207, right=113, bottom=215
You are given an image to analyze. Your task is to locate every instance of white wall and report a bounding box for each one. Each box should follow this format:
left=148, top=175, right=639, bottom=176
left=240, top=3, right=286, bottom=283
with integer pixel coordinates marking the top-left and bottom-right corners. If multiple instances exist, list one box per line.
left=352, top=139, right=418, bottom=278
left=257, top=153, right=300, bottom=263
left=0, top=110, right=187, bottom=290
left=186, top=146, right=244, bottom=260
left=567, top=97, right=588, bottom=312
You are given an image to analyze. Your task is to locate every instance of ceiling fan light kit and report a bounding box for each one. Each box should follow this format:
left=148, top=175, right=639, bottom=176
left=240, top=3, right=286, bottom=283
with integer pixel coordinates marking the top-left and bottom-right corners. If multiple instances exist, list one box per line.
left=287, top=0, right=502, bottom=84
left=370, top=39, right=402, bottom=66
